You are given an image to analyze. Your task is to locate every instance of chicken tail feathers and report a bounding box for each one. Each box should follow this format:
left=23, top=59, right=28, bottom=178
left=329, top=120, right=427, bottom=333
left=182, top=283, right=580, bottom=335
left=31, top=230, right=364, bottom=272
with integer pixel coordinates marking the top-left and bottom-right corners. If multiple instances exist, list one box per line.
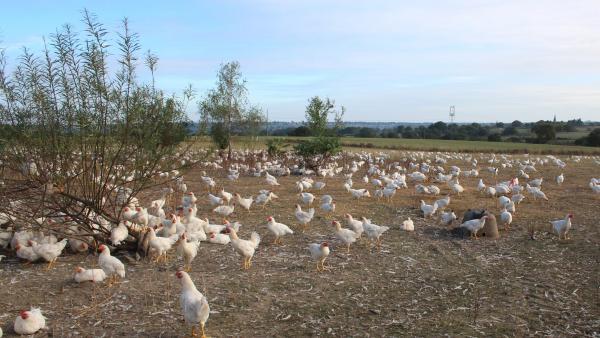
left=250, top=231, right=261, bottom=248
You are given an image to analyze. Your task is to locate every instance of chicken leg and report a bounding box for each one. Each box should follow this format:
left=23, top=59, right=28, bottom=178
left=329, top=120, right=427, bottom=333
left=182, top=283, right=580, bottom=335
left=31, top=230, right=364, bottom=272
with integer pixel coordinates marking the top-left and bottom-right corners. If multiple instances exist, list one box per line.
left=346, top=244, right=351, bottom=253
left=200, top=323, right=207, bottom=338
left=321, top=259, right=329, bottom=271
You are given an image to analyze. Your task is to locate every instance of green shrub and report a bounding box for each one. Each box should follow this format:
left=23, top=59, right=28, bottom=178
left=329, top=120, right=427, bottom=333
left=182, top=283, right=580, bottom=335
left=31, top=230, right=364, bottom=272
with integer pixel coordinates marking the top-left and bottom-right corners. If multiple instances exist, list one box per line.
left=294, top=136, right=341, bottom=170
left=266, top=138, right=288, bottom=157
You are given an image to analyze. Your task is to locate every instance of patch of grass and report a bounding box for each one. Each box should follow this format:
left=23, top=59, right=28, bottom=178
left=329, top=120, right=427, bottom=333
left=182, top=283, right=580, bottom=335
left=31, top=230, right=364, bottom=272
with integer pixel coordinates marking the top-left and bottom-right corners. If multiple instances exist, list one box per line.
left=192, top=136, right=600, bottom=155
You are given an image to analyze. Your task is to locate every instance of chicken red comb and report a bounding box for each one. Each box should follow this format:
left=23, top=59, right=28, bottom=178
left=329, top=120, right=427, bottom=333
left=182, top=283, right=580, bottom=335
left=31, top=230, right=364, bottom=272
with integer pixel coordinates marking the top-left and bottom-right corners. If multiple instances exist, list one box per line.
left=331, top=220, right=336, bottom=225
left=568, top=214, right=574, bottom=218
left=175, top=270, right=183, bottom=279
left=322, top=242, right=329, bottom=247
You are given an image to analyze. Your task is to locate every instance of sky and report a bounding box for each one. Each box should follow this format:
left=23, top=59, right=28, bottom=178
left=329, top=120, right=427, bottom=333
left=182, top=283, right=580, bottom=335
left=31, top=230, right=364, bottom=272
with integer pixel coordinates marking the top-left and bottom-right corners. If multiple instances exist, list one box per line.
left=1, top=0, right=599, bottom=122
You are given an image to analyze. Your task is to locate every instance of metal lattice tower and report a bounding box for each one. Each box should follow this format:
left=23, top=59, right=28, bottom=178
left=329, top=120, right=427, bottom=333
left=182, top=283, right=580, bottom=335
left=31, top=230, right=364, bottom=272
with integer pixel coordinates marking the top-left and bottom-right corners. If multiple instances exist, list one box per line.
left=449, top=106, right=456, bottom=123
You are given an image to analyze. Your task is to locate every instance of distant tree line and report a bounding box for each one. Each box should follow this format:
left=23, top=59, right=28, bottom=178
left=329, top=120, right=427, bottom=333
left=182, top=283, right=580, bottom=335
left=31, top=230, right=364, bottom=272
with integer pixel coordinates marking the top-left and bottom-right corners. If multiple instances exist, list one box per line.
left=266, top=118, right=599, bottom=147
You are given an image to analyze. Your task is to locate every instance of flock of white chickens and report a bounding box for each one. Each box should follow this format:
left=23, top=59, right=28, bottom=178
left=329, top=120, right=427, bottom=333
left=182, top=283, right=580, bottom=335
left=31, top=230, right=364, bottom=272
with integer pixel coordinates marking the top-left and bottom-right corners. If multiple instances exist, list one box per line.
left=1, top=149, right=599, bottom=337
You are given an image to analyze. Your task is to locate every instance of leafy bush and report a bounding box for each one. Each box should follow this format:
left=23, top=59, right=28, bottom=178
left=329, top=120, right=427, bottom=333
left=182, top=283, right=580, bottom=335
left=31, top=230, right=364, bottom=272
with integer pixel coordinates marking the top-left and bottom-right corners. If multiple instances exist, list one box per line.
left=294, top=136, right=341, bottom=170
left=266, top=138, right=288, bottom=157
left=210, top=123, right=230, bottom=149
left=531, top=122, right=556, bottom=143
left=0, top=12, right=196, bottom=245
left=487, top=133, right=502, bottom=142
left=502, top=126, right=518, bottom=136
left=575, top=128, right=600, bottom=147
left=507, top=136, right=523, bottom=143
left=289, top=126, right=311, bottom=136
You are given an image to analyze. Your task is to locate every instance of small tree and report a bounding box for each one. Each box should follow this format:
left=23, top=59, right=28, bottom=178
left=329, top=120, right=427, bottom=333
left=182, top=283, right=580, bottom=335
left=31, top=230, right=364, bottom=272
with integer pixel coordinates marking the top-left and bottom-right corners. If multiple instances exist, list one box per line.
left=575, top=128, right=600, bottom=147
left=531, top=122, right=556, bottom=143
left=199, top=61, right=264, bottom=159
left=487, top=133, right=502, bottom=142
left=511, top=120, right=524, bottom=128
left=0, top=12, right=196, bottom=245
left=265, top=138, right=288, bottom=157
left=294, top=96, right=344, bottom=170
left=502, top=126, right=518, bottom=136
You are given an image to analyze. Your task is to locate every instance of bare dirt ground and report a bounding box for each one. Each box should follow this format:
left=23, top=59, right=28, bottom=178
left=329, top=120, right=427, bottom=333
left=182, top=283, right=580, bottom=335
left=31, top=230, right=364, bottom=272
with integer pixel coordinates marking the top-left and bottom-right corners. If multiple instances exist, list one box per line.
left=1, top=152, right=599, bottom=337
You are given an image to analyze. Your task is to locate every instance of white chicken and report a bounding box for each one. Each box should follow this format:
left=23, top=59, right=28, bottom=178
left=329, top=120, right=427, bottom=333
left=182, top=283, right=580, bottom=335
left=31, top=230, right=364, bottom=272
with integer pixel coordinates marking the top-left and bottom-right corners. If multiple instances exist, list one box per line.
left=182, top=192, right=198, bottom=208
left=440, top=211, right=457, bottom=226
left=299, top=192, right=315, bottom=205
left=499, top=208, right=513, bottom=230
left=498, top=196, right=510, bottom=207
left=332, top=220, right=357, bottom=253
left=98, top=244, right=126, bottom=285
left=234, top=193, right=253, bottom=211
left=226, top=227, right=260, bottom=269
left=120, top=206, right=137, bottom=222
left=511, top=194, right=525, bottom=204
left=207, top=193, right=223, bottom=206
left=526, top=184, right=549, bottom=201
left=265, top=172, right=280, bottom=186
left=14, top=308, right=46, bottom=335
left=176, top=270, right=210, bottom=338
left=556, top=173, right=564, bottom=185
left=449, top=181, right=465, bottom=195
left=176, top=233, right=200, bottom=272
left=31, top=238, right=68, bottom=270
left=400, top=217, right=415, bottom=231
left=15, top=243, right=41, bottom=263
left=348, top=188, right=371, bottom=199
left=550, top=214, right=573, bottom=240
left=382, top=186, right=398, bottom=201
left=295, top=204, right=315, bottom=229
left=110, top=222, right=129, bottom=246
left=459, top=216, right=488, bottom=239
left=146, top=227, right=178, bottom=263
left=321, top=194, right=333, bottom=205
left=477, top=179, right=486, bottom=193
left=314, top=181, right=326, bottom=190
left=529, top=177, right=543, bottom=187
left=344, top=214, right=364, bottom=238
left=361, top=217, right=389, bottom=249
left=266, top=216, right=294, bottom=245
left=434, top=195, right=450, bottom=210
left=207, top=232, right=230, bottom=245
left=213, top=204, right=235, bottom=217
left=308, top=242, right=330, bottom=272
left=255, top=191, right=278, bottom=208
left=420, top=200, right=438, bottom=218
left=320, top=201, right=336, bottom=213
left=73, top=267, right=107, bottom=283
left=219, top=188, right=233, bottom=204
